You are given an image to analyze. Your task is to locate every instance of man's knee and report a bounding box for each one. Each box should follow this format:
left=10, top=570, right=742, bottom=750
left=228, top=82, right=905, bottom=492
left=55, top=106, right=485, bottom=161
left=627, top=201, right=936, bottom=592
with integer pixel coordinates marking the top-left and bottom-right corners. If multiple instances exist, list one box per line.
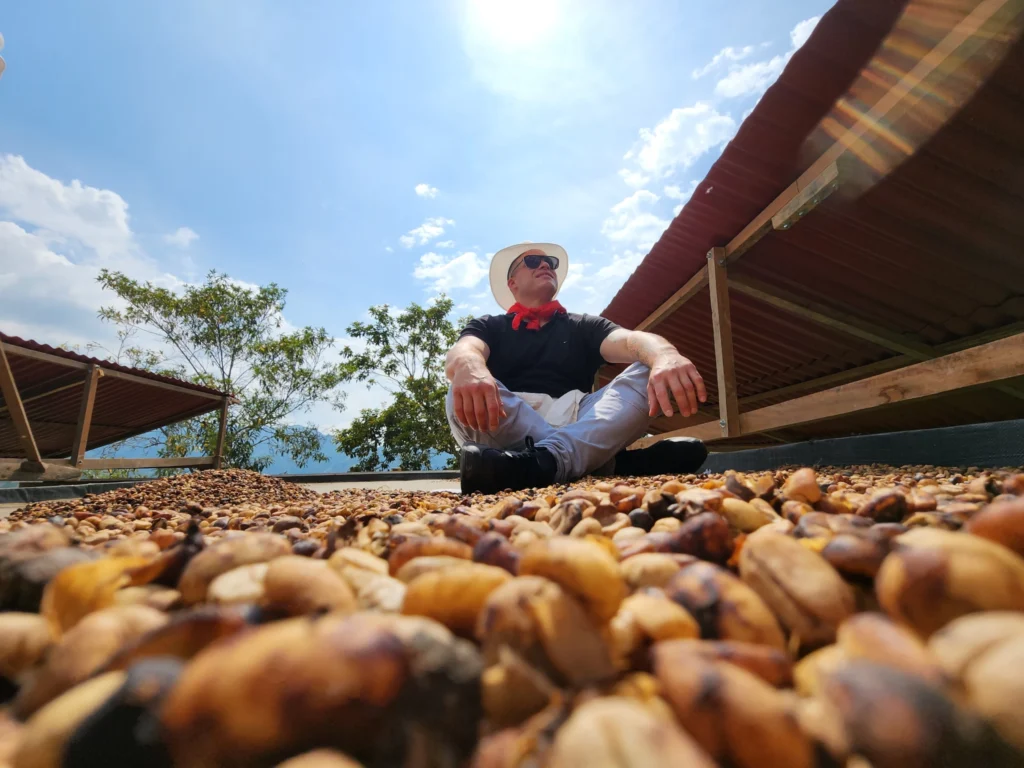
left=614, top=363, right=651, bottom=397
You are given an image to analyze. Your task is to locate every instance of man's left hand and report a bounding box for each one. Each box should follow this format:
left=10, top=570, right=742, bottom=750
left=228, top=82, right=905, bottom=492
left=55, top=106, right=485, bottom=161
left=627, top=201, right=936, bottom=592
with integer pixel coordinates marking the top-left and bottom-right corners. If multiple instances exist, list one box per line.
left=647, top=352, right=707, bottom=418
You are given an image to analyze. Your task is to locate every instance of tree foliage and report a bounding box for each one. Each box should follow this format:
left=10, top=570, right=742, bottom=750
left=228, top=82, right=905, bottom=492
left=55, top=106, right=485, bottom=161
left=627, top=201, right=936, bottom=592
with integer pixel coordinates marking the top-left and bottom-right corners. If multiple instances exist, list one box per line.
left=95, top=269, right=346, bottom=473
left=332, top=296, right=462, bottom=471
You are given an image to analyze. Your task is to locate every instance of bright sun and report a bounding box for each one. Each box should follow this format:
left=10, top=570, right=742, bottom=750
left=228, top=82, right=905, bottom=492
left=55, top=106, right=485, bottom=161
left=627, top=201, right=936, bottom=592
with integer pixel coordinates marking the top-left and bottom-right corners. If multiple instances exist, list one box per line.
left=465, top=0, right=560, bottom=48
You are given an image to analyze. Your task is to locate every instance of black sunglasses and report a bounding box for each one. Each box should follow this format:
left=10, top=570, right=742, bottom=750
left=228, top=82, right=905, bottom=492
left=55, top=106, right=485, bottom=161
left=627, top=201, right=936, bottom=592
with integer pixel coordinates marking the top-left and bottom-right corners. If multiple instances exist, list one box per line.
left=508, top=253, right=559, bottom=279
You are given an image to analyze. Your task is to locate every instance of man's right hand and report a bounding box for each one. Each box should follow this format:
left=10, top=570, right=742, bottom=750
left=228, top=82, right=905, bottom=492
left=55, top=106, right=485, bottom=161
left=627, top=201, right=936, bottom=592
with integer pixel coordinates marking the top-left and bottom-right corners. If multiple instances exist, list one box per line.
left=451, top=363, right=506, bottom=432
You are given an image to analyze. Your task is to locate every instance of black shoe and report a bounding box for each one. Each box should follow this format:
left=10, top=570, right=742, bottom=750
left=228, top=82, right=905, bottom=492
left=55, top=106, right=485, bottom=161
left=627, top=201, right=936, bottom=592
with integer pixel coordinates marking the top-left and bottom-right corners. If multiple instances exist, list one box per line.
left=612, top=438, right=708, bottom=477
left=460, top=437, right=558, bottom=495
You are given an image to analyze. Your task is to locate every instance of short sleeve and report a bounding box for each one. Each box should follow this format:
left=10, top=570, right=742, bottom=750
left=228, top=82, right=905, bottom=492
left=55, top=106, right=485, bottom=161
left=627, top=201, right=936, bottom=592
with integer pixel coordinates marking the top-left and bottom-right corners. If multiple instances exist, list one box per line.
left=459, top=315, right=498, bottom=347
left=581, top=314, right=622, bottom=362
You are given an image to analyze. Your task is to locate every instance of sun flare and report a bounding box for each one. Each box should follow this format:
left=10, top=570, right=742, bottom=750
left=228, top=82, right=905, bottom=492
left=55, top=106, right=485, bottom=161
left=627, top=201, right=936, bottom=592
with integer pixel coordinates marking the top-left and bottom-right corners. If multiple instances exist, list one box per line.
left=465, top=0, right=560, bottom=48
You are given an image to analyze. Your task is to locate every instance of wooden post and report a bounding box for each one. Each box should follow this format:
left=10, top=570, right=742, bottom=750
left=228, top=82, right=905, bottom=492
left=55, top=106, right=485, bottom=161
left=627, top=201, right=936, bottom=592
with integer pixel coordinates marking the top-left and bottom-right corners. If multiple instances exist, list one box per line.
left=70, top=365, right=101, bottom=468
left=0, top=343, right=43, bottom=466
left=213, top=396, right=230, bottom=469
left=707, top=248, right=740, bottom=437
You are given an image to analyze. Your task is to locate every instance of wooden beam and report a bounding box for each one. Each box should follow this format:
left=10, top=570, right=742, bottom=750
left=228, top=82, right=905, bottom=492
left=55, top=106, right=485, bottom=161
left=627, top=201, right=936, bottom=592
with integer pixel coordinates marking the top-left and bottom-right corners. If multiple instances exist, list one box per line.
left=100, top=369, right=225, bottom=401
left=0, top=344, right=42, bottom=465
left=638, top=331, right=1024, bottom=445
left=70, top=366, right=102, bottom=468
left=707, top=249, right=739, bottom=437
left=0, top=460, right=82, bottom=482
left=729, top=276, right=935, bottom=360
left=634, top=266, right=708, bottom=332
left=0, top=342, right=89, bottom=371
left=770, top=162, right=841, bottom=233
left=48, top=456, right=216, bottom=470
left=213, top=397, right=230, bottom=470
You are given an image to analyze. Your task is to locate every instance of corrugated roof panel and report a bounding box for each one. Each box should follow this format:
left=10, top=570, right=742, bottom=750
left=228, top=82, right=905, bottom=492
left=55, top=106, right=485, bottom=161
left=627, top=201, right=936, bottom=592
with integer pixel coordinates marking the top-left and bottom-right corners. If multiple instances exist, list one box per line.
left=600, top=0, right=1024, bottom=442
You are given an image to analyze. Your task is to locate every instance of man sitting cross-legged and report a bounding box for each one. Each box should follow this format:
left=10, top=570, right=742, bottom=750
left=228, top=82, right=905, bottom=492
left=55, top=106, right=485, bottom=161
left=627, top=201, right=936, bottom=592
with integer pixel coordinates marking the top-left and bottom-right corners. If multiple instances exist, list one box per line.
left=445, top=241, right=710, bottom=495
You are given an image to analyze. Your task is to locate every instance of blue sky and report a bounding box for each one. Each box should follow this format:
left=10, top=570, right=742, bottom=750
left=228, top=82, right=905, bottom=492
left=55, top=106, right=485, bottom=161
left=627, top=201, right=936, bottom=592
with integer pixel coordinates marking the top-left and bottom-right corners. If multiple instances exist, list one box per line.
left=0, top=0, right=832, bottom=429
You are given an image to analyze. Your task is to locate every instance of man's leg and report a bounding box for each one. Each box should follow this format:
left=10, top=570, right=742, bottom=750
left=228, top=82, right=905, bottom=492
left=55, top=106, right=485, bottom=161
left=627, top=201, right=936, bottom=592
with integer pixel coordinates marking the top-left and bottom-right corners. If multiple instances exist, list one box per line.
left=536, top=363, right=652, bottom=482
left=449, top=382, right=560, bottom=494
left=536, top=363, right=709, bottom=482
left=446, top=381, right=556, bottom=451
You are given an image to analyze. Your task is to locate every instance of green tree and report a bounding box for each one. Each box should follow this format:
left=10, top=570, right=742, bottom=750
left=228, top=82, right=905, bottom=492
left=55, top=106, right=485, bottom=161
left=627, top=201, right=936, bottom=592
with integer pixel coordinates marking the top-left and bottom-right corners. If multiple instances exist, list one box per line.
left=95, top=269, right=346, bottom=473
left=332, top=295, right=463, bottom=471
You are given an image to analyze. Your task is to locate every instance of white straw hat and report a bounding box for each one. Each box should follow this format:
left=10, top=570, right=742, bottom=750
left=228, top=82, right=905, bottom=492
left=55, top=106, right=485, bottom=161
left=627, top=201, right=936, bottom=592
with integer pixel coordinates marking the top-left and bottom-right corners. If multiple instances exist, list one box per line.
left=488, top=242, right=569, bottom=311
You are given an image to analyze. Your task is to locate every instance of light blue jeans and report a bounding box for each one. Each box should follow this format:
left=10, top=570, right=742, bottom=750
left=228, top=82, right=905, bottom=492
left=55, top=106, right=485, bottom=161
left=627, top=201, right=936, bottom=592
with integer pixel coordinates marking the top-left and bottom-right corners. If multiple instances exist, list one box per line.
left=445, top=363, right=652, bottom=483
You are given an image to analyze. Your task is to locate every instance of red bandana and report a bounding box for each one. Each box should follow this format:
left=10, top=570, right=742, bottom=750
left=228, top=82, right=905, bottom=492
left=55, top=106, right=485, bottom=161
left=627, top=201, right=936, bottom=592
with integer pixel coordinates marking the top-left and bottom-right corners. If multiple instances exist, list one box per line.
left=508, top=301, right=567, bottom=331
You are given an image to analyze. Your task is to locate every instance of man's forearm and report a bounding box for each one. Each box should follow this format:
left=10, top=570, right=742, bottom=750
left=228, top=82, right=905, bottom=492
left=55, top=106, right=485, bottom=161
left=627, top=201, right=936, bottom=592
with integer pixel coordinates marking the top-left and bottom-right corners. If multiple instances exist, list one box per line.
left=625, top=331, right=678, bottom=368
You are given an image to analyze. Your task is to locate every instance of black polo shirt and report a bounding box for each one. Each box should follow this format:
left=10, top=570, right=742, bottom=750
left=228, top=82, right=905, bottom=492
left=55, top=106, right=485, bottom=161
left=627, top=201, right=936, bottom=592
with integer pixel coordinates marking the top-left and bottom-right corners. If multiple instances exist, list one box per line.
left=459, top=312, right=622, bottom=398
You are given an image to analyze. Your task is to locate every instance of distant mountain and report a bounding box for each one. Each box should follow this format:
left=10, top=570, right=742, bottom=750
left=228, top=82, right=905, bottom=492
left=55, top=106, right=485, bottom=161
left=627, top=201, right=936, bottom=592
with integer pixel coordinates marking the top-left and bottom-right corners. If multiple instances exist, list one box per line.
left=264, top=432, right=359, bottom=475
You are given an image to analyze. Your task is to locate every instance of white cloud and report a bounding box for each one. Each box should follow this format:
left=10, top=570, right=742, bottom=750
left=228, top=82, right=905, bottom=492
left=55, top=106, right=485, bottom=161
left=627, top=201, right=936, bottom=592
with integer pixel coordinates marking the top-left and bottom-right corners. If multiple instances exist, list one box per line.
left=0, top=154, right=186, bottom=351
left=600, top=190, right=669, bottom=250
left=714, top=16, right=821, bottom=100
left=664, top=181, right=698, bottom=201
left=692, top=45, right=758, bottom=79
left=665, top=180, right=699, bottom=216
left=400, top=216, right=455, bottom=248
left=594, top=251, right=643, bottom=283
left=435, top=240, right=455, bottom=249
left=413, top=250, right=488, bottom=294
left=557, top=250, right=645, bottom=315
left=791, top=16, right=820, bottom=49
left=626, top=104, right=737, bottom=180
left=164, top=226, right=199, bottom=248
left=0, top=154, right=134, bottom=259
left=559, top=261, right=588, bottom=293
left=618, top=168, right=650, bottom=188
left=0, top=153, right=381, bottom=442
left=715, top=56, right=788, bottom=99
left=415, top=183, right=439, bottom=198
left=384, top=245, right=393, bottom=253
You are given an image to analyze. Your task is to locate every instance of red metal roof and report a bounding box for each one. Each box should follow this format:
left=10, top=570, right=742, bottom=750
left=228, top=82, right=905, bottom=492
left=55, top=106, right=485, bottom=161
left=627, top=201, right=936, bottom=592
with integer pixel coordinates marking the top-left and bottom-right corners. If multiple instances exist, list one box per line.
left=601, top=0, right=1024, bottom=445
left=1, top=333, right=230, bottom=459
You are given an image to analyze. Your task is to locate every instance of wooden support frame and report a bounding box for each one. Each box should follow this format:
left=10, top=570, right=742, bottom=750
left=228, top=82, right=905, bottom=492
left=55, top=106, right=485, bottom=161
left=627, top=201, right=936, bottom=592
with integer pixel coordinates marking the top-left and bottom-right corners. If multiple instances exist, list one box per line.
left=707, top=248, right=739, bottom=437
left=730, top=276, right=1024, bottom=402
left=213, top=396, right=230, bottom=470
left=0, top=343, right=42, bottom=466
left=70, top=366, right=102, bottom=468
left=633, top=331, right=1024, bottom=447
left=2, top=339, right=236, bottom=476
left=0, top=341, right=225, bottom=402
left=611, top=319, right=1024, bottom=427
